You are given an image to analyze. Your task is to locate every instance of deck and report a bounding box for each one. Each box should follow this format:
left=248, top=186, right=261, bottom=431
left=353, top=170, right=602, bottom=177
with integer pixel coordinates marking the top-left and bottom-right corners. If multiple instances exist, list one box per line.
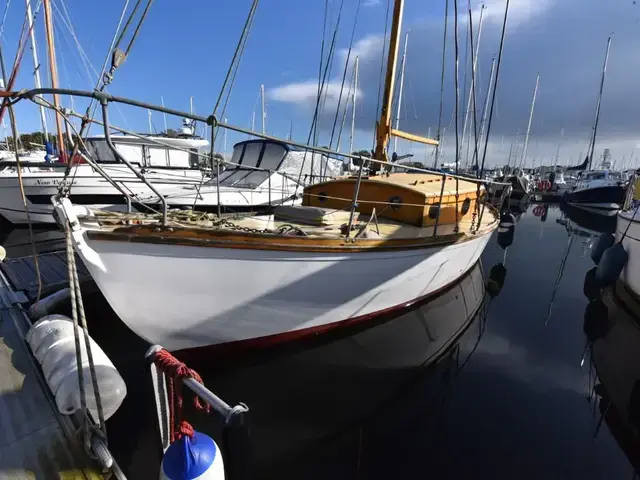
left=0, top=251, right=113, bottom=478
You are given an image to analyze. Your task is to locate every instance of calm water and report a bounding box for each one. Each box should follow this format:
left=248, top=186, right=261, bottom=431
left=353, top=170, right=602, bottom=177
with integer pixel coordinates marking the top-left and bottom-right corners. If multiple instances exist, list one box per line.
left=1, top=202, right=634, bottom=479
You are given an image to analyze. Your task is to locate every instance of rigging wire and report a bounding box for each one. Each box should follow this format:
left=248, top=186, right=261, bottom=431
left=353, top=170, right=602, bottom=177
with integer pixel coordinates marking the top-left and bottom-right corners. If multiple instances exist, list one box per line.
left=372, top=0, right=392, bottom=151
left=478, top=0, right=510, bottom=178
left=326, top=0, right=362, bottom=170
left=0, top=40, right=42, bottom=302
left=192, top=0, right=259, bottom=210
left=335, top=63, right=356, bottom=153
left=453, top=0, right=460, bottom=232
left=58, top=0, right=152, bottom=187
left=468, top=5, right=481, bottom=175
left=0, top=0, right=11, bottom=40
left=313, top=0, right=330, bottom=147
left=433, top=0, right=449, bottom=169
left=293, top=0, right=345, bottom=191
left=212, top=0, right=259, bottom=115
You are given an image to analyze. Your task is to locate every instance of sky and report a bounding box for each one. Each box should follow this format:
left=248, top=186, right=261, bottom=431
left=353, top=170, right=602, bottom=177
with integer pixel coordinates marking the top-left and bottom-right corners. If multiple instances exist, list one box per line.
left=2, top=0, right=640, bottom=168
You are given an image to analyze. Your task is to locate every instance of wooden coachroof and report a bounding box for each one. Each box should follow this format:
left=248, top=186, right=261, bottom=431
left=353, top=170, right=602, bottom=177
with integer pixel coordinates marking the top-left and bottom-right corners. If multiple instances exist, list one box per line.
left=303, top=173, right=483, bottom=228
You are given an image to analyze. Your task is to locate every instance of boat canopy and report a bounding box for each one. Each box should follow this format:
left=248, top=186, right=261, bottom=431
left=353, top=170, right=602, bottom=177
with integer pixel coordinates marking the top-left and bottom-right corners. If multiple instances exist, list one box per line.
left=213, top=139, right=342, bottom=189
left=85, top=134, right=208, bottom=169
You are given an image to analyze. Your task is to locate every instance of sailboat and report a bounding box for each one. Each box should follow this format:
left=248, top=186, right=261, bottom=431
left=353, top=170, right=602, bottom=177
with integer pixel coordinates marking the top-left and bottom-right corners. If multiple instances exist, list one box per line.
left=47, top=0, right=500, bottom=352
left=565, top=38, right=626, bottom=212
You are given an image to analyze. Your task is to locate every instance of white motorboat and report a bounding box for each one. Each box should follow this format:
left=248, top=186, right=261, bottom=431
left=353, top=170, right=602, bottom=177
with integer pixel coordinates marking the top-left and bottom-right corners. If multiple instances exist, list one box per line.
left=0, top=132, right=209, bottom=224
left=141, top=139, right=342, bottom=213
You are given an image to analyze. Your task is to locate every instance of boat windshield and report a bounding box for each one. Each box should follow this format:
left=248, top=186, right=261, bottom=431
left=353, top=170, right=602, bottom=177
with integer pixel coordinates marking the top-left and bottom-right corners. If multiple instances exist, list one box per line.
left=86, top=139, right=200, bottom=168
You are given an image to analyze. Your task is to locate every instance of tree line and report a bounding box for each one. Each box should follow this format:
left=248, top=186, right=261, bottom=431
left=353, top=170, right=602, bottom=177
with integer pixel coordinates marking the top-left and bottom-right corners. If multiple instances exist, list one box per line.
left=2, top=131, right=81, bottom=151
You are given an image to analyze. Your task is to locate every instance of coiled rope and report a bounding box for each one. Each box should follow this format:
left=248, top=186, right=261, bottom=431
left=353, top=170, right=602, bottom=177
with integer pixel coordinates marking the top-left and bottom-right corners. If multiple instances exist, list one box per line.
left=152, top=348, right=211, bottom=441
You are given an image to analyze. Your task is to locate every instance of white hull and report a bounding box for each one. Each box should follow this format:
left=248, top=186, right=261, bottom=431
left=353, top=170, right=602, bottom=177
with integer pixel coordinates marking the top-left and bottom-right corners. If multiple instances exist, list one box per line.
left=69, top=220, right=493, bottom=352
left=616, top=210, right=640, bottom=298
left=0, top=164, right=204, bottom=224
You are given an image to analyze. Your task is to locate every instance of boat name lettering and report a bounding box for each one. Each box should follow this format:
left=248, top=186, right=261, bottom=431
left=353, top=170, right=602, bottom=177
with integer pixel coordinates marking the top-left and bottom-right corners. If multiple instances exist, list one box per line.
left=35, top=179, right=76, bottom=186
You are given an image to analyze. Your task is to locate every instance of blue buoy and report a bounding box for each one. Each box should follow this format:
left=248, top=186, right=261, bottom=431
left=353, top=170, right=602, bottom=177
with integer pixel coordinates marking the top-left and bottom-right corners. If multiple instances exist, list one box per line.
left=497, top=212, right=516, bottom=250
left=161, top=431, right=225, bottom=480
left=591, top=233, right=615, bottom=265
left=595, top=243, right=628, bottom=287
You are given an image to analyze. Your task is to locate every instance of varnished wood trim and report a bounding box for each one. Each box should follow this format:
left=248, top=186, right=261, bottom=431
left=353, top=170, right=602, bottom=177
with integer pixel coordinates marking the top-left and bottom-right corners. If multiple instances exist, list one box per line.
left=86, top=206, right=498, bottom=253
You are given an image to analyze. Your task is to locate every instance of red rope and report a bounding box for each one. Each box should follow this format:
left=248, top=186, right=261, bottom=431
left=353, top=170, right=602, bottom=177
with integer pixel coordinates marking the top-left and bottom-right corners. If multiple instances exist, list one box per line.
left=153, top=349, right=211, bottom=441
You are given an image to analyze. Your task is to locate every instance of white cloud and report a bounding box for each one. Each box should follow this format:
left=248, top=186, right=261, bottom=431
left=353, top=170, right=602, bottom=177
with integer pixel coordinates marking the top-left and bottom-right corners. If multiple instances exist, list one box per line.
left=269, top=81, right=364, bottom=111
left=478, top=0, right=553, bottom=27
left=363, top=0, right=381, bottom=7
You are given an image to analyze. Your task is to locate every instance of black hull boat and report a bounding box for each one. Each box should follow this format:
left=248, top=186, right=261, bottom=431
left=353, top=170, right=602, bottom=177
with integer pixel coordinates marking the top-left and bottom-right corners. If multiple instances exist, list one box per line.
left=565, top=184, right=625, bottom=211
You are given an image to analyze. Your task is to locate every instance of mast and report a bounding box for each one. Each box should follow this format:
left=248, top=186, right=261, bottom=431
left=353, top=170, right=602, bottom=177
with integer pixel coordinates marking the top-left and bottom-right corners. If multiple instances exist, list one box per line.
left=223, top=117, right=228, bottom=155
left=476, top=57, right=495, bottom=163
left=554, top=127, right=564, bottom=167
left=260, top=84, right=266, bottom=134
left=587, top=36, right=611, bottom=171
left=373, top=0, right=437, bottom=163
left=520, top=72, right=539, bottom=168
left=25, top=0, right=48, bottom=142
left=349, top=56, right=359, bottom=154
left=147, top=110, right=153, bottom=133
left=392, top=32, right=409, bottom=153
left=160, top=96, right=168, bottom=132
left=460, top=4, right=485, bottom=169
left=42, top=0, right=65, bottom=160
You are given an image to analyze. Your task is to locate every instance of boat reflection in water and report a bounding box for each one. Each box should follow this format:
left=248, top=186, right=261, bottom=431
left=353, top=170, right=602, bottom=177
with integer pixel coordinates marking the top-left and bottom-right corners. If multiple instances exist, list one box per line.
left=586, top=273, right=640, bottom=475
left=182, top=260, right=505, bottom=478
left=560, top=202, right=616, bottom=235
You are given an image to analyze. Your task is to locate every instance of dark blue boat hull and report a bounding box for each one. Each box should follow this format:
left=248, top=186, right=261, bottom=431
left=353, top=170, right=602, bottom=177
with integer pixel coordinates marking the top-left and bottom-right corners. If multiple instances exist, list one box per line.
left=565, top=185, right=625, bottom=210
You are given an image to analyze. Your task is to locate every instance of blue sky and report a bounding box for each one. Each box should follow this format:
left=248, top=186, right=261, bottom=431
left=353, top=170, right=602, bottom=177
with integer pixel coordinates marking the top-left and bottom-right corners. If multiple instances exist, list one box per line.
left=2, top=0, right=640, bottom=168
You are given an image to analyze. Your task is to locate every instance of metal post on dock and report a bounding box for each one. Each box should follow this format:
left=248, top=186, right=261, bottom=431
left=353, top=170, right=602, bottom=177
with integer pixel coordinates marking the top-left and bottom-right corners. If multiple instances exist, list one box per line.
left=145, top=345, right=251, bottom=480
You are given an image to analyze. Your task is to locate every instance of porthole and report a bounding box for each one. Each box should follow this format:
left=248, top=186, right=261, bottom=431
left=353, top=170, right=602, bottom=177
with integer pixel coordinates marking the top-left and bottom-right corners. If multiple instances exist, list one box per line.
left=389, top=196, right=402, bottom=210
left=461, top=197, right=471, bottom=215
left=428, top=203, right=440, bottom=219
left=318, top=192, right=328, bottom=202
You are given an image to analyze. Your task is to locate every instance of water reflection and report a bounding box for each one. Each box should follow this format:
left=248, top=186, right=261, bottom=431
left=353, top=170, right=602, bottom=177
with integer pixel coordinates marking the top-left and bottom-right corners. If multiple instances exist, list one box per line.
left=0, top=225, right=64, bottom=257
left=180, top=261, right=496, bottom=478
left=588, top=275, right=640, bottom=476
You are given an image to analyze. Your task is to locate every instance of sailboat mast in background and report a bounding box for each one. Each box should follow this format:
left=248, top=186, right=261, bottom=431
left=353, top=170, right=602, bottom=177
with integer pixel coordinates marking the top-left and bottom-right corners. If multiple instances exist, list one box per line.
left=42, top=0, right=65, bottom=159
left=260, top=84, right=266, bottom=134
left=520, top=72, right=539, bottom=168
left=25, top=0, right=48, bottom=142
left=393, top=32, right=408, bottom=153
left=349, top=56, right=359, bottom=155
left=587, top=36, right=611, bottom=170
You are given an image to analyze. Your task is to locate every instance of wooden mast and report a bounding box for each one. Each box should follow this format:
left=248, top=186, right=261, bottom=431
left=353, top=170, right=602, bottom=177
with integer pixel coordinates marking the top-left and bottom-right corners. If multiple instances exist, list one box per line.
left=373, top=0, right=438, bottom=164
left=42, top=0, right=65, bottom=161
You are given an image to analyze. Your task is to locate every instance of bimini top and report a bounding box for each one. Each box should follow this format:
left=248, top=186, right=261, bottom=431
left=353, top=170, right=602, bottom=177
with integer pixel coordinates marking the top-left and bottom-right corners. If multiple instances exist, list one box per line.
left=214, top=139, right=342, bottom=188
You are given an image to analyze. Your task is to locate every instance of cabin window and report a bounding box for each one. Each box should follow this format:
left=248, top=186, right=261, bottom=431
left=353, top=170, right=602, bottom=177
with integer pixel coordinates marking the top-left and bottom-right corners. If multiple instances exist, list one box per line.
left=428, top=203, right=440, bottom=219
left=461, top=198, right=471, bottom=215
left=230, top=144, right=245, bottom=166
left=389, top=196, right=402, bottom=210
left=147, top=146, right=168, bottom=166
left=167, top=149, right=191, bottom=168
left=260, top=142, right=287, bottom=171
left=233, top=171, right=270, bottom=188
left=242, top=142, right=263, bottom=168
